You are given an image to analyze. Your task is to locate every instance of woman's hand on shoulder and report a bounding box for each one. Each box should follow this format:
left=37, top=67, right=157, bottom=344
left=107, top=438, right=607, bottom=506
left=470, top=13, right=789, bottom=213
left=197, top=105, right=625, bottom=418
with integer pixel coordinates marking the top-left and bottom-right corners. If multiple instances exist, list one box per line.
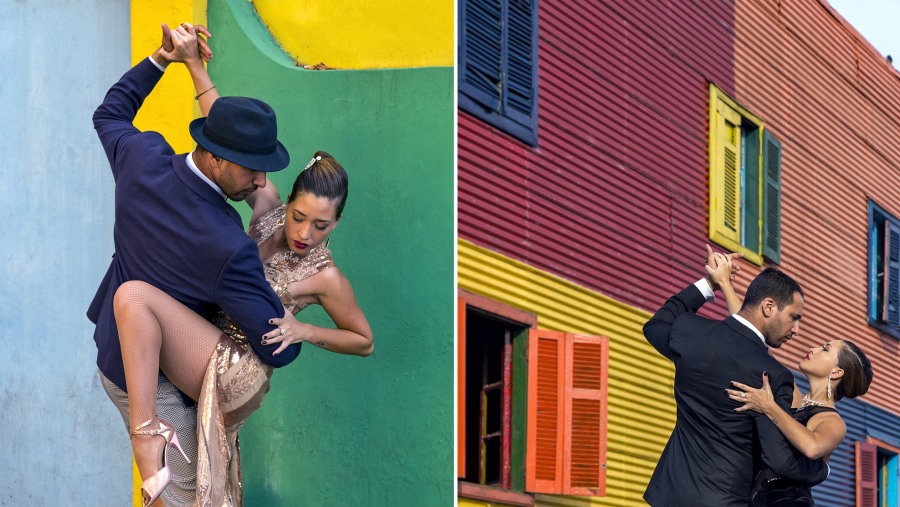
left=262, top=307, right=315, bottom=355
left=726, top=372, right=778, bottom=415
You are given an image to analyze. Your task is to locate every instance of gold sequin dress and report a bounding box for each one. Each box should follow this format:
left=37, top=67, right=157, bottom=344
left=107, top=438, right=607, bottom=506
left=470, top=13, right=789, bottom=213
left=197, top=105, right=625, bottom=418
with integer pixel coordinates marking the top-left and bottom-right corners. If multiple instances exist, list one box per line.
left=194, top=204, right=334, bottom=507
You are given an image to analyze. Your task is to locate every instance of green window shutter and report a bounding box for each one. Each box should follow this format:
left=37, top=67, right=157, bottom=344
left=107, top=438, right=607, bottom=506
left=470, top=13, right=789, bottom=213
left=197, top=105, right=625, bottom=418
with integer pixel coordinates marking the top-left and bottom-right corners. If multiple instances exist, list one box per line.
left=763, top=131, right=783, bottom=263
left=744, top=129, right=761, bottom=257
left=884, top=221, right=900, bottom=326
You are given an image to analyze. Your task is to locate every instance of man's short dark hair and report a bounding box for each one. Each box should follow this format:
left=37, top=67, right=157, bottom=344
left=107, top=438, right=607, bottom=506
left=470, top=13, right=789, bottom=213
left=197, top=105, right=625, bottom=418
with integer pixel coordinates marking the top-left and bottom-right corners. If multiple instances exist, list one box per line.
left=741, top=268, right=804, bottom=311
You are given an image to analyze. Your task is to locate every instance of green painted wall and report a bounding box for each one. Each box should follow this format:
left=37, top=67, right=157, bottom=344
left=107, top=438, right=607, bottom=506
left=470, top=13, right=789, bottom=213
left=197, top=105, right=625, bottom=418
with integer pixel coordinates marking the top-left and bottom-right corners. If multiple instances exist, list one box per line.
left=208, top=0, right=454, bottom=504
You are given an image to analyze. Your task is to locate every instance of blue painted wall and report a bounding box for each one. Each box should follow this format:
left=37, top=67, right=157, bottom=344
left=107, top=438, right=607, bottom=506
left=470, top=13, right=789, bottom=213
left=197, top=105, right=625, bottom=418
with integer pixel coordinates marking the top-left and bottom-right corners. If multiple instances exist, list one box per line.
left=0, top=1, right=133, bottom=505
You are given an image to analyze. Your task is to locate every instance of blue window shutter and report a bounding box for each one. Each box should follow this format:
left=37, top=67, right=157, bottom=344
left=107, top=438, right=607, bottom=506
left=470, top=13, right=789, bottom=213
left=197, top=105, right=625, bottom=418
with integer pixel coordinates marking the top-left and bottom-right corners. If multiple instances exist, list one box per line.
left=884, top=221, right=900, bottom=326
left=459, top=0, right=539, bottom=146
left=503, top=0, right=538, bottom=129
left=762, top=131, right=782, bottom=263
left=460, top=0, right=503, bottom=112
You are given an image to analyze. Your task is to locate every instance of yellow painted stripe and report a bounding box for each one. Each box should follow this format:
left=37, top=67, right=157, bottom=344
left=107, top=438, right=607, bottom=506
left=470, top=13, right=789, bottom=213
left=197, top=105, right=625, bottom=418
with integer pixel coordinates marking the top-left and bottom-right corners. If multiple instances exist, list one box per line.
left=128, top=3, right=206, bottom=503
left=131, top=0, right=206, bottom=154
left=458, top=239, right=677, bottom=506
left=253, top=0, right=453, bottom=69
left=459, top=499, right=496, bottom=507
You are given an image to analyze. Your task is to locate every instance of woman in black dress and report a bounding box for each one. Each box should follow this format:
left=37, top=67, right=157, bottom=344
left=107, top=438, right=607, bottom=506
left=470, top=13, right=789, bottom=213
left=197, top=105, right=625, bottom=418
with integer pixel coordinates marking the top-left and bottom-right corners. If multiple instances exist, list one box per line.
left=708, top=252, right=874, bottom=506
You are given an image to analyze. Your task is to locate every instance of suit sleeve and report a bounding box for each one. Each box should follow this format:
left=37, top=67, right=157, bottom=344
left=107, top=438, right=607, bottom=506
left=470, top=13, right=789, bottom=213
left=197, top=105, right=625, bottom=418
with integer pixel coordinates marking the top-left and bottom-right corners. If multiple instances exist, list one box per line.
left=643, top=283, right=709, bottom=361
left=754, top=370, right=829, bottom=485
left=215, top=240, right=301, bottom=367
left=92, top=58, right=165, bottom=180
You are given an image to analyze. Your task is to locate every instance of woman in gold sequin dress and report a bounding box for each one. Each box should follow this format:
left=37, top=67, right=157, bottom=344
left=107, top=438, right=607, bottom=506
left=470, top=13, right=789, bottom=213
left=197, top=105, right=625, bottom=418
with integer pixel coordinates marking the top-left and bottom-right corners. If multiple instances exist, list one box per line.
left=110, top=29, right=372, bottom=507
left=115, top=149, right=373, bottom=507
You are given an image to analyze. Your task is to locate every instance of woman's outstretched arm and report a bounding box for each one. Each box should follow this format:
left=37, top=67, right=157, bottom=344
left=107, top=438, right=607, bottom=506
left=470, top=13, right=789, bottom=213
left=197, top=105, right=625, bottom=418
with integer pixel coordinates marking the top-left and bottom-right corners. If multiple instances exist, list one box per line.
left=263, top=267, right=374, bottom=357
left=727, top=374, right=847, bottom=459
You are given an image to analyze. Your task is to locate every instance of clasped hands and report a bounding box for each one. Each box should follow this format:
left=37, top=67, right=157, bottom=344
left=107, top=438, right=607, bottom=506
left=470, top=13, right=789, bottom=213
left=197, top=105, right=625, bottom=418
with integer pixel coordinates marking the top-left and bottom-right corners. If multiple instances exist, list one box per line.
left=704, top=244, right=742, bottom=292
left=157, top=21, right=213, bottom=65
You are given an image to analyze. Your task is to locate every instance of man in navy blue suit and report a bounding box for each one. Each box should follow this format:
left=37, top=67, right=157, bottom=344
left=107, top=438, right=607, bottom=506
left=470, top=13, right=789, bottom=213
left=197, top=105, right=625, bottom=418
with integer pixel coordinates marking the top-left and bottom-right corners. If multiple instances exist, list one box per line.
left=90, top=25, right=297, bottom=506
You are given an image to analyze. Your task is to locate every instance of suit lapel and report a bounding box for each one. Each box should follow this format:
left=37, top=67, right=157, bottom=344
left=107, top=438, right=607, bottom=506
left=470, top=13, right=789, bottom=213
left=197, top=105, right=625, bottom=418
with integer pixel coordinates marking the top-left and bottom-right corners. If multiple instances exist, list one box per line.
left=724, top=316, right=768, bottom=350
left=171, top=154, right=243, bottom=228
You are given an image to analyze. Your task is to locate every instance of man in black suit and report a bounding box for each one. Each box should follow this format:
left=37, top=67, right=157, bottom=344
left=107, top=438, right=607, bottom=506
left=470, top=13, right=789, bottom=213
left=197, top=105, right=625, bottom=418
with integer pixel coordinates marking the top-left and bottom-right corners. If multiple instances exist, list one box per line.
left=643, top=249, right=828, bottom=506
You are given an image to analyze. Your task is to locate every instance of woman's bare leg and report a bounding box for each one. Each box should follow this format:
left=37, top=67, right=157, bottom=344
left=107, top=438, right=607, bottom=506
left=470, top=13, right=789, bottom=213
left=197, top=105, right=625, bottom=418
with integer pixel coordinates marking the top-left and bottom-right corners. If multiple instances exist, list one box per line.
left=114, top=280, right=223, bottom=499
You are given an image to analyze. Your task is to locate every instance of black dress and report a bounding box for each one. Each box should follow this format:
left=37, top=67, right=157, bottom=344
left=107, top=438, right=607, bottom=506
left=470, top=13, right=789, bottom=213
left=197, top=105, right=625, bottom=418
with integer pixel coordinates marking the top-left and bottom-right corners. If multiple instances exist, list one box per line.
left=750, top=405, right=838, bottom=507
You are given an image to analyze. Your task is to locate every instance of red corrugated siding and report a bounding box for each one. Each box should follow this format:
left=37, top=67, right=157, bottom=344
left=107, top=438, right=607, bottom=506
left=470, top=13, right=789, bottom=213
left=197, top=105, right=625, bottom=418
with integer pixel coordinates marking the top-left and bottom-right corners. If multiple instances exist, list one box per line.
left=459, top=0, right=736, bottom=315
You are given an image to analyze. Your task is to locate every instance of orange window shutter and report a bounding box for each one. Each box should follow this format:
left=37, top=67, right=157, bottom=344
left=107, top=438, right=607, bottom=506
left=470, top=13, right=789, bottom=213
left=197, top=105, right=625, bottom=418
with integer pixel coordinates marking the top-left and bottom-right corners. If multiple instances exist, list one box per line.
left=856, top=441, right=877, bottom=507
left=526, top=328, right=566, bottom=494
left=457, top=298, right=466, bottom=478
left=563, top=334, right=608, bottom=496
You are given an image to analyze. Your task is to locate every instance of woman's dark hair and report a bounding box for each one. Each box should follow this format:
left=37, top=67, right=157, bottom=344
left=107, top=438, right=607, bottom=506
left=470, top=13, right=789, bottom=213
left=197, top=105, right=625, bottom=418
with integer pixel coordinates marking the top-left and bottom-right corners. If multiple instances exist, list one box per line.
left=288, top=151, right=349, bottom=218
left=741, top=268, right=804, bottom=311
left=834, top=340, right=873, bottom=401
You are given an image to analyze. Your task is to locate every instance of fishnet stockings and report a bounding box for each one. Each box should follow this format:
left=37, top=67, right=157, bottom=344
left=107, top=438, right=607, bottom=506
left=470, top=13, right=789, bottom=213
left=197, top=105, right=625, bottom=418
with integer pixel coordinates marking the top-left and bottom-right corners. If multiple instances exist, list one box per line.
left=114, top=280, right=223, bottom=499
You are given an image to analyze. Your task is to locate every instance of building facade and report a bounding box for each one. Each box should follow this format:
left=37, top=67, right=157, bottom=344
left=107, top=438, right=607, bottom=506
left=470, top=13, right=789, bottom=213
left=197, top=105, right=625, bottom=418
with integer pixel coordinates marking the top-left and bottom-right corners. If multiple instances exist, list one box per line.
left=457, top=0, right=900, bottom=505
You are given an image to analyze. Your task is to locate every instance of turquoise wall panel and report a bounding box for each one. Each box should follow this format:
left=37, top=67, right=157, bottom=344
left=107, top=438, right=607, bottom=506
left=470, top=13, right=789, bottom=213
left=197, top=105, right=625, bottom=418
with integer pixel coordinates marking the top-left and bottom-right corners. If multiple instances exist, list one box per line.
left=208, top=0, right=455, bottom=505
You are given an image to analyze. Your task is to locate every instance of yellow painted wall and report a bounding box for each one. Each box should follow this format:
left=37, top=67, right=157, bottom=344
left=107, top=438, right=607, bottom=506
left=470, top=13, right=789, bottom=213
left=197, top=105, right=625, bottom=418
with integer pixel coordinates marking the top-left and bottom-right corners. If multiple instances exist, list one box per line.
left=458, top=239, right=676, bottom=506
left=129, top=3, right=206, bottom=503
left=253, top=0, right=453, bottom=69
left=131, top=0, right=206, bottom=154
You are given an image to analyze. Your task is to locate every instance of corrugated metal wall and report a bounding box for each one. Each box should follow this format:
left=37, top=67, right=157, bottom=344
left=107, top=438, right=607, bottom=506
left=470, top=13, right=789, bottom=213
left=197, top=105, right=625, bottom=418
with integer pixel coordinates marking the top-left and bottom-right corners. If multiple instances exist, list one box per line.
left=459, top=240, right=675, bottom=506
left=728, top=0, right=900, bottom=415
left=458, top=0, right=736, bottom=317
left=459, top=0, right=899, bottom=415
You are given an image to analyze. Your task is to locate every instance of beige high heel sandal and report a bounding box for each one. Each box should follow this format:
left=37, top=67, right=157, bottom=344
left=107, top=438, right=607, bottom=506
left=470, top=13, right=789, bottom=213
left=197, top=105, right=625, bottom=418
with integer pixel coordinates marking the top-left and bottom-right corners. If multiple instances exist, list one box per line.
left=130, top=418, right=191, bottom=506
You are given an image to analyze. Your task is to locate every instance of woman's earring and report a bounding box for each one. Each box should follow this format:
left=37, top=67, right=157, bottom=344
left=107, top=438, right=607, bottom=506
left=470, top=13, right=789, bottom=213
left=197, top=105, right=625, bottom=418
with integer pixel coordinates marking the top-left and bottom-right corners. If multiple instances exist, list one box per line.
left=826, top=378, right=833, bottom=401
left=325, top=238, right=330, bottom=248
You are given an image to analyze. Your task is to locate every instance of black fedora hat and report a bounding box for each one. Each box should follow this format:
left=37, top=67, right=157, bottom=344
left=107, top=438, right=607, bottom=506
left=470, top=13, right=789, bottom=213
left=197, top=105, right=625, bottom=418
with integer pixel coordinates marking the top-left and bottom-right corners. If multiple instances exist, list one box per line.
left=189, top=96, right=290, bottom=172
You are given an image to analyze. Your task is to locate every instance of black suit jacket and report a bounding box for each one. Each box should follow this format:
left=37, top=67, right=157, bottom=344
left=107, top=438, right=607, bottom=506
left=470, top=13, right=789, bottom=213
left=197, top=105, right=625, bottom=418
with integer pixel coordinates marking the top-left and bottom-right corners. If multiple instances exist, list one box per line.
left=642, top=283, right=828, bottom=507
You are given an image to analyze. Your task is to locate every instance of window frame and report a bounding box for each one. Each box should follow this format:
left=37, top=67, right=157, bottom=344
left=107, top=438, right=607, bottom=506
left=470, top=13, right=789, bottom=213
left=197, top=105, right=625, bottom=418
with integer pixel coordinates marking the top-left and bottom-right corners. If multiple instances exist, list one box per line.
left=867, top=200, right=900, bottom=340
left=458, top=0, right=540, bottom=146
left=708, top=84, right=780, bottom=265
left=457, top=290, right=536, bottom=504
left=457, top=291, right=609, bottom=500
left=861, top=437, right=900, bottom=507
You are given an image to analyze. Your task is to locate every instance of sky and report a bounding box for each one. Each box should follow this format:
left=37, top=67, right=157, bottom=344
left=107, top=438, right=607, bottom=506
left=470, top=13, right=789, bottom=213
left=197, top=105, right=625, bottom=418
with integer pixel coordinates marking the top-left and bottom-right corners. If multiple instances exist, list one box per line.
left=826, top=0, right=899, bottom=67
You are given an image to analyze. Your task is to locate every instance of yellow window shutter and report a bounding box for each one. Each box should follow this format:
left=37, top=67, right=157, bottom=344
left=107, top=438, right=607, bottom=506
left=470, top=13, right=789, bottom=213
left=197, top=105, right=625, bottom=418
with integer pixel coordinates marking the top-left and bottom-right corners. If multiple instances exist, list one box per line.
left=710, top=98, right=743, bottom=250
